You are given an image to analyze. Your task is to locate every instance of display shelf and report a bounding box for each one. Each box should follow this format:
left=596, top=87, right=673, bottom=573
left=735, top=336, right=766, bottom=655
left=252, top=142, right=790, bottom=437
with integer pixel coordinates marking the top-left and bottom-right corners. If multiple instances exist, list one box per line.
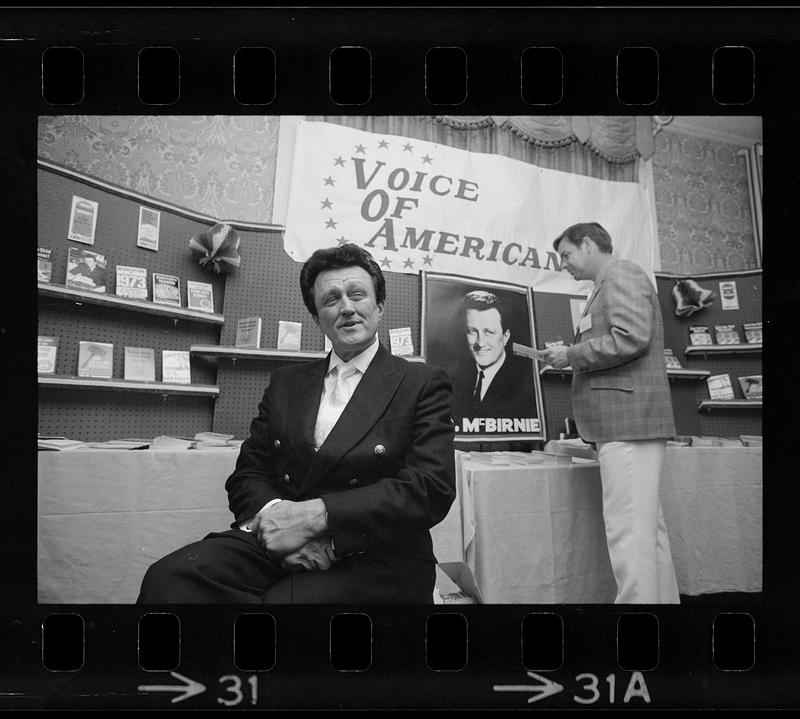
left=697, top=399, right=762, bottom=412
left=684, top=343, right=761, bottom=357
left=667, top=368, right=712, bottom=380
left=38, top=375, right=220, bottom=397
left=191, top=345, right=427, bottom=363
left=38, top=282, right=225, bottom=325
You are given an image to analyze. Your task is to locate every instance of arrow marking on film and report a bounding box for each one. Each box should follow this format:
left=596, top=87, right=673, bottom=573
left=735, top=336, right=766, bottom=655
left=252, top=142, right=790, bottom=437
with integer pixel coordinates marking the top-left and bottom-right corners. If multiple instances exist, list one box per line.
left=138, top=671, right=206, bottom=704
left=493, top=671, right=564, bottom=704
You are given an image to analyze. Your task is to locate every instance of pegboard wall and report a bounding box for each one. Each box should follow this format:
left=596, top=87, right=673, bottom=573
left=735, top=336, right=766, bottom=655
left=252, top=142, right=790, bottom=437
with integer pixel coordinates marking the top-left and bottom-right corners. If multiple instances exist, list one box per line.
left=38, top=166, right=226, bottom=441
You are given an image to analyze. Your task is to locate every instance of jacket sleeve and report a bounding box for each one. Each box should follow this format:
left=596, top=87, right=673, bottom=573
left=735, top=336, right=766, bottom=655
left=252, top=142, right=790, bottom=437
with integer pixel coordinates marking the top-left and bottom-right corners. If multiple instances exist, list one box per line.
left=320, top=367, right=456, bottom=556
left=224, top=381, right=287, bottom=527
left=567, top=263, right=654, bottom=373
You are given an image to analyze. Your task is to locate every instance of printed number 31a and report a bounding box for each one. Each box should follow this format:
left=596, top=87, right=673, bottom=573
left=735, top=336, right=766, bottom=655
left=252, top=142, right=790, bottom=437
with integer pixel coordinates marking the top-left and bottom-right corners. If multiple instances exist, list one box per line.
left=574, top=673, right=650, bottom=705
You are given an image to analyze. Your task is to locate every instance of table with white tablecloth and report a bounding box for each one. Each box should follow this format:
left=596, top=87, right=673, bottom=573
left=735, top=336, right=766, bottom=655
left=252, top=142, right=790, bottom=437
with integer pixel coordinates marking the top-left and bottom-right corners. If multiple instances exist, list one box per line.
left=429, top=447, right=762, bottom=603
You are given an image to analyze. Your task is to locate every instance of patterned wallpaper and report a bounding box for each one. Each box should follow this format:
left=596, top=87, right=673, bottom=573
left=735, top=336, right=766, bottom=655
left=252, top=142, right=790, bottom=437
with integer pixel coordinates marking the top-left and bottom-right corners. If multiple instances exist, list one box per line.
left=37, top=115, right=280, bottom=224
left=652, top=129, right=757, bottom=274
left=37, top=116, right=759, bottom=273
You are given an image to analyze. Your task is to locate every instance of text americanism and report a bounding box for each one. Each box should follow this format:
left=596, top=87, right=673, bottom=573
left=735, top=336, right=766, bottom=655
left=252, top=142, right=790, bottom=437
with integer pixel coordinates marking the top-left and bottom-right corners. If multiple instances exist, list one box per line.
left=353, top=158, right=565, bottom=272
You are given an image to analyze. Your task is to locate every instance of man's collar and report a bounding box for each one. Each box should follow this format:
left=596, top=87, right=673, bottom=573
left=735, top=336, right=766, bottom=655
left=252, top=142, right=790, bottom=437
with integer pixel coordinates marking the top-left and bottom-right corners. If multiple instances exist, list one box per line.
left=328, top=336, right=380, bottom=375
left=475, top=350, right=506, bottom=381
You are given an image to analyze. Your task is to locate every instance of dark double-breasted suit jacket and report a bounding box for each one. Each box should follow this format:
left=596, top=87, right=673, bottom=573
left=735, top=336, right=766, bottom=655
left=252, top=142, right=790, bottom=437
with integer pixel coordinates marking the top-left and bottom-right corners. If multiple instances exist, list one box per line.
left=225, top=343, right=456, bottom=599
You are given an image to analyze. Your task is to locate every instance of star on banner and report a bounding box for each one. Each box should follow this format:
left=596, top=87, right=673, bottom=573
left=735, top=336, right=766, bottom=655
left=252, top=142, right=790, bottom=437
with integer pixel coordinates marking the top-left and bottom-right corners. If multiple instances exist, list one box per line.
left=403, top=143, right=414, bottom=153
left=325, top=218, right=338, bottom=229
left=422, top=254, right=433, bottom=266
left=378, top=139, right=389, bottom=149
left=333, top=156, right=346, bottom=167
left=336, top=236, right=348, bottom=246
left=380, top=256, right=392, bottom=268
left=355, top=144, right=367, bottom=154
left=403, top=257, right=415, bottom=269
left=421, top=154, right=433, bottom=164
left=320, top=198, right=333, bottom=209
left=323, top=176, right=335, bottom=187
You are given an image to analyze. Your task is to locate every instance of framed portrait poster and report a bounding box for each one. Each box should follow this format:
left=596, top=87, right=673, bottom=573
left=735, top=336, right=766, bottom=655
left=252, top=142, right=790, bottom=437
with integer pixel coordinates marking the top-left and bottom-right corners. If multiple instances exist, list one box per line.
left=421, top=271, right=546, bottom=442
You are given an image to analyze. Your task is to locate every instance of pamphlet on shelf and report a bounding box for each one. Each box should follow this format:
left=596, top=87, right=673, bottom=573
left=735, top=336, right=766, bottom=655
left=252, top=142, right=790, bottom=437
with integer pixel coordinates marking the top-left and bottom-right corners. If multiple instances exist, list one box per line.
left=186, top=280, right=214, bottom=313
left=137, top=206, right=161, bottom=251
left=738, top=374, right=763, bottom=400
left=161, top=350, right=191, bottom=384
left=688, top=325, right=713, bottom=346
left=152, top=273, right=181, bottom=306
left=115, top=265, right=148, bottom=299
left=706, top=373, right=735, bottom=400
left=37, top=436, right=87, bottom=451
left=66, top=247, right=107, bottom=292
left=389, top=327, right=414, bottom=356
left=719, top=280, right=740, bottom=310
left=37, top=247, right=53, bottom=282
left=37, top=336, right=59, bottom=375
left=664, top=348, right=683, bottom=369
left=277, top=320, right=302, bottom=351
left=124, top=346, right=156, bottom=382
left=77, top=341, right=113, bottom=378
left=743, top=322, right=762, bottom=344
left=235, top=317, right=262, bottom=348
left=67, top=195, right=98, bottom=245
left=150, top=435, right=196, bottom=450
left=714, top=324, right=741, bottom=345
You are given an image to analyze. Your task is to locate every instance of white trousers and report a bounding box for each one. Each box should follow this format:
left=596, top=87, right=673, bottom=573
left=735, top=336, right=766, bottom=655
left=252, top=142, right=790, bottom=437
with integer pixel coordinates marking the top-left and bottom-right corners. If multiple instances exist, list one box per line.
left=596, top=439, right=680, bottom=604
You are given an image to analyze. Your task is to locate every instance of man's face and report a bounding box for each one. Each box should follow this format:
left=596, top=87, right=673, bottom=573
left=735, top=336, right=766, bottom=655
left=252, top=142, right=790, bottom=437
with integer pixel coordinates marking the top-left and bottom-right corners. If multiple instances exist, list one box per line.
left=465, top=307, right=510, bottom=369
left=557, top=238, right=592, bottom=281
left=84, top=256, right=96, bottom=268
left=313, top=265, right=383, bottom=361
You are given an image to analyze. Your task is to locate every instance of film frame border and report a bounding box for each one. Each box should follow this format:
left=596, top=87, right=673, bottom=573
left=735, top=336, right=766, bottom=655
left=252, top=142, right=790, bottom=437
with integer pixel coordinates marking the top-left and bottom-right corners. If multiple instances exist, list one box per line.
left=5, top=4, right=795, bottom=711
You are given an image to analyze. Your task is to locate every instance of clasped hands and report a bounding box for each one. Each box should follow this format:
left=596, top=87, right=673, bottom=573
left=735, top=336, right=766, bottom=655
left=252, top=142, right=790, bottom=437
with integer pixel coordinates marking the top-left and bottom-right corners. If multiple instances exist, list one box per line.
left=252, top=498, right=339, bottom=573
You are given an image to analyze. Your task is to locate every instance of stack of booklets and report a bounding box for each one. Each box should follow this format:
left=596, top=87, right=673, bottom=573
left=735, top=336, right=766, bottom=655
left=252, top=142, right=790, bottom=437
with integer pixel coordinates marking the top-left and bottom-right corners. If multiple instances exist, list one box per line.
left=83, top=438, right=152, bottom=450
left=193, top=432, right=240, bottom=449
left=150, top=435, right=197, bottom=450
left=38, top=436, right=87, bottom=451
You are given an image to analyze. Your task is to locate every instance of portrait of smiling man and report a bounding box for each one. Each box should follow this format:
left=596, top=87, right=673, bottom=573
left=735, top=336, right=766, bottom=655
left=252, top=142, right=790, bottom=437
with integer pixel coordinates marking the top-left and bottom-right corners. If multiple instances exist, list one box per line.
left=138, top=243, right=456, bottom=604
left=451, top=290, right=538, bottom=421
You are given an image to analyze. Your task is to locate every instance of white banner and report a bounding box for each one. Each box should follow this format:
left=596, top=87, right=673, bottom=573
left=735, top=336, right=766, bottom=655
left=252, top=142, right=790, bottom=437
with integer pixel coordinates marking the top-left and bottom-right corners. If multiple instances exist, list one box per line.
left=284, top=120, right=659, bottom=294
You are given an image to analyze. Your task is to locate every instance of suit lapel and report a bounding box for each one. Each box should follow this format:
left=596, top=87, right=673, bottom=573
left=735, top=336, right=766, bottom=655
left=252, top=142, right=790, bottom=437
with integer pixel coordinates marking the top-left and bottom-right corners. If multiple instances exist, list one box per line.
left=288, top=357, right=328, bottom=456
left=299, top=345, right=404, bottom=494
left=573, top=278, right=606, bottom=341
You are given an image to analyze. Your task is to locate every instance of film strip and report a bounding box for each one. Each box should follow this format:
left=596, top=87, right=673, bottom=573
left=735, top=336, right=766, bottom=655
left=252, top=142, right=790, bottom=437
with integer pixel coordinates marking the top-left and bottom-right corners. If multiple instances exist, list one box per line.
left=5, top=5, right=796, bottom=711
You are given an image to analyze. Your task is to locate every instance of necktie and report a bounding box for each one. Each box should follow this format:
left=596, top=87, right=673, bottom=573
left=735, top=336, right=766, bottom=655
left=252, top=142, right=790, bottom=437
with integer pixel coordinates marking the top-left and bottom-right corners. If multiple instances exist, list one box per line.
left=314, top=365, right=357, bottom=449
left=472, top=370, right=484, bottom=410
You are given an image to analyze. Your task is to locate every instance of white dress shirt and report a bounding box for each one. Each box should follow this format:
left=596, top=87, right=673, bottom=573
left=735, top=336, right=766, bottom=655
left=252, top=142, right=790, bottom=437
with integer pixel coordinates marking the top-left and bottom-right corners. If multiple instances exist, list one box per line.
left=473, top=351, right=506, bottom=402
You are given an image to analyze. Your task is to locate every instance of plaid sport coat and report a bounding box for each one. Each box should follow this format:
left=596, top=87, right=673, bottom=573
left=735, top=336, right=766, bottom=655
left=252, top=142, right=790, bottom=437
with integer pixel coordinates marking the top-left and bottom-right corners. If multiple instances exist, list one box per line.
left=565, top=258, right=676, bottom=443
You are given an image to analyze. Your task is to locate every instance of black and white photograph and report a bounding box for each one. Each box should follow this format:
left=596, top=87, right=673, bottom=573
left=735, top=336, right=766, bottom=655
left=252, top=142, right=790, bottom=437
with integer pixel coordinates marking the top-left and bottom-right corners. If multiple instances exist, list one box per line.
left=422, top=272, right=544, bottom=440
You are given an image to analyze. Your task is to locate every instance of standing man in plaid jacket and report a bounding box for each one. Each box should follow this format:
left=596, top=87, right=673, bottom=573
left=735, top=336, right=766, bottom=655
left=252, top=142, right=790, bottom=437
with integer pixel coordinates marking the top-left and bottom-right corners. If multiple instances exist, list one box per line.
left=543, top=222, right=680, bottom=604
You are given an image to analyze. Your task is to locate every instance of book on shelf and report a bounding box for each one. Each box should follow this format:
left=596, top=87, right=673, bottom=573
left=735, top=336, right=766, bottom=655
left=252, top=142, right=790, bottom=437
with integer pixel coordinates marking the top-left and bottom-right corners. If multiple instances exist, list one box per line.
left=389, top=327, right=414, bottom=356
left=186, top=280, right=215, bottom=313
left=67, top=195, right=98, bottom=245
left=738, top=374, right=763, bottom=400
left=115, top=265, right=148, bottom=299
left=37, top=336, right=59, bottom=375
left=77, top=341, right=114, bottom=378
left=706, top=373, right=735, bottom=400
left=152, top=272, right=181, bottom=306
left=277, top=320, right=302, bottom=351
left=161, top=350, right=191, bottom=384
left=124, top=346, right=156, bottom=382
left=714, top=323, right=741, bottom=345
left=66, top=247, right=107, bottom=293
left=743, top=322, right=762, bottom=344
left=235, top=317, right=262, bottom=348
left=37, top=247, right=53, bottom=282
left=664, top=348, right=683, bottom=369
left=688, top=325, right=713, bottom=346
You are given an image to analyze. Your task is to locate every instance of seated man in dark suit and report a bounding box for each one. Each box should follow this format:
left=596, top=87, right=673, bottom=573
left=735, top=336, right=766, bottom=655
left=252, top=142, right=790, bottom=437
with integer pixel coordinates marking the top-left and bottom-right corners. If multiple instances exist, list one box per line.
left=451, top=290, right=537, bottom=421
left=138, top=244, right=455, bottom=603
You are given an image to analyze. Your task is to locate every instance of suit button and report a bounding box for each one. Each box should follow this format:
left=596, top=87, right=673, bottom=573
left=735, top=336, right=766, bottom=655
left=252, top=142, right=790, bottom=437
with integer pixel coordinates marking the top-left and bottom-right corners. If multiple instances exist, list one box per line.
left=349, top=478, right=359, bottom=486
left=374, top=444, right=386, bottom=457
left=283, top=473, right=290, bottom=483
left=273, top=439, right=281, bottom=449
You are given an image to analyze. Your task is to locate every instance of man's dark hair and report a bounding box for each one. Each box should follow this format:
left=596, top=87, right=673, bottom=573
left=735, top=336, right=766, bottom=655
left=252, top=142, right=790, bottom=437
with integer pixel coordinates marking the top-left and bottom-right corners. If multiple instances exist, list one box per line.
left=553, top=222, right=613, bottom=254
left=299, top=243, right=386, bottom=317
left=459, top=290, right=508, bottom=331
